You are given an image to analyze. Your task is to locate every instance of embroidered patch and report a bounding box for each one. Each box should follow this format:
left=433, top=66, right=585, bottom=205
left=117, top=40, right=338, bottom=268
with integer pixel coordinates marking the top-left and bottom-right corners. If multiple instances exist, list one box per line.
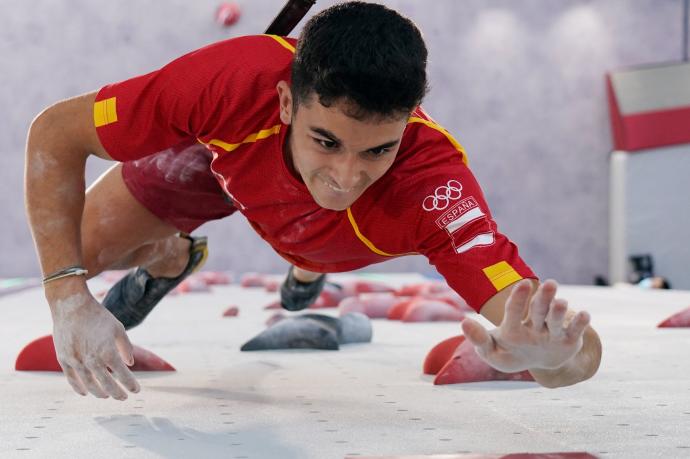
left=434, top=196, right=495, bottom=254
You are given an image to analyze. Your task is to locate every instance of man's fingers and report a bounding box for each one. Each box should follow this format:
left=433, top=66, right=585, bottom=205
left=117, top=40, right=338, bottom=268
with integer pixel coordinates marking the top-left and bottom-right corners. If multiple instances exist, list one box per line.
left=62, top=366, right=88, bottom=396
left=461, top=318, right=494, bottom=355
left=115, top=330, right=135, bottom=366
left=566, top=310, right=591, bottom=340
left=545, top=298, right=569, bottom=336
left=73, top=365, right=109, bottom=399
left=528, top=279, right=557, bottom=330
left=503, top=280, right=532, bottom=332
left=90, top=364, right=128, bottom=401
left=107, top=358, right=141, bottom=394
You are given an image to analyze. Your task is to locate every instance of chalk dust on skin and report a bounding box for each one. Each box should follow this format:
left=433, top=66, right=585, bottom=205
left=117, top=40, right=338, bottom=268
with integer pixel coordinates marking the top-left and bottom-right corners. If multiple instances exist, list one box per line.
left=54, top=293, right=90, bottom=316
left=96, top=234, right=184, bottom=274
left=52, top=292, right=132, bottom=364
left=31, top=151, right=84, bottom=205
left=32, top=208, right=71, bottom=239
left=27, top=150, right=59, bottom=178
left=29, top=150, right=87, bottom=240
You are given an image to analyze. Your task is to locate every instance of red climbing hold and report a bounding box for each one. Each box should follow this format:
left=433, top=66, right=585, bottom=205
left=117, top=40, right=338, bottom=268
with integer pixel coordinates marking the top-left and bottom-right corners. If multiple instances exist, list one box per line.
left=424, top=334, right=534, bottom=385
left=15, top=335, right=175, bottom=372
left=658, top=305, right=690, bottom=328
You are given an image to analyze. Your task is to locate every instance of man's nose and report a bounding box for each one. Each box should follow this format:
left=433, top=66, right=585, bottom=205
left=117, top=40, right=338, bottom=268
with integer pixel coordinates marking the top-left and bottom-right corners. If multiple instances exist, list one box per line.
left=331, top=153, right=361, bottom=190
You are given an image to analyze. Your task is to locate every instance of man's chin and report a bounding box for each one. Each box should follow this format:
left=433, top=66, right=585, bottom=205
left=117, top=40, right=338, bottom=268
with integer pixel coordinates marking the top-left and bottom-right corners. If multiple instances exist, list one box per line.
left=312, top=192, right=356, bottom=211
left=315, top=199, right=351, bottom=211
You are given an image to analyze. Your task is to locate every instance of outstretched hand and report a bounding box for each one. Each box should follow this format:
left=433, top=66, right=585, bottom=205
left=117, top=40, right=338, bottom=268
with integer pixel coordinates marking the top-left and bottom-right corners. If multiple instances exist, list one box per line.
left=460, top=279, right=591, bottom=373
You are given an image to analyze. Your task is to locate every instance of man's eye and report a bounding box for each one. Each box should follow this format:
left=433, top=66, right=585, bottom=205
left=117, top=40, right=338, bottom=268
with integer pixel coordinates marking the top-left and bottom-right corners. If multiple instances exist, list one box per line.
left=316, top=138, right=338, bottom=150
left=368, top=147, right=391, bottom=156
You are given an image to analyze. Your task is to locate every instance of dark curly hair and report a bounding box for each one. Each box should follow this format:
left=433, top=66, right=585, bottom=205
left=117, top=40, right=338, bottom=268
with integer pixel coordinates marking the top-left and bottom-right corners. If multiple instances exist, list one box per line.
left=291, top=1, right=429, bottom=120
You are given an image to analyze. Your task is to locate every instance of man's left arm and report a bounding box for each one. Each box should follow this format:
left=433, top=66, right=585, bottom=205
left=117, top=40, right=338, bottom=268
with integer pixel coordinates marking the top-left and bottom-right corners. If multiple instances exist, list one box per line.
left=463, top=279, right=602, bottom=389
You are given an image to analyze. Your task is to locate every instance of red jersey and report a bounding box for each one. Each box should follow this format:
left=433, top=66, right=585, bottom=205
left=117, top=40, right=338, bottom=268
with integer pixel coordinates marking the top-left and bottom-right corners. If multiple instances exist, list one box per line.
left=94, top=35, right=537, bottom=312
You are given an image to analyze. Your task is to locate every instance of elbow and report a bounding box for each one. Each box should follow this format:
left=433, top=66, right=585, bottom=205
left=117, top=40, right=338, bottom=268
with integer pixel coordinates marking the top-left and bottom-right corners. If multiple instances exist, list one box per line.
left=26, top=104, right=59, bottom=158
left=25, top=99, right=92, bottom=169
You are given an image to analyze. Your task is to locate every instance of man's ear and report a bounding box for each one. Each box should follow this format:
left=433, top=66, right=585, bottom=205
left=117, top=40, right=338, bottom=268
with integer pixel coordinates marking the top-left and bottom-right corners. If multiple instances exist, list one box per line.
left=276, top=81, right=293, bottom=125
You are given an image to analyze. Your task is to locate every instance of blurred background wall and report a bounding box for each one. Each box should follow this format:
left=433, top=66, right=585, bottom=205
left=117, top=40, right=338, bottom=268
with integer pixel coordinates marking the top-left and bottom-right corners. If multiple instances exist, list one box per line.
left=1, top=0, right=685, bottom=282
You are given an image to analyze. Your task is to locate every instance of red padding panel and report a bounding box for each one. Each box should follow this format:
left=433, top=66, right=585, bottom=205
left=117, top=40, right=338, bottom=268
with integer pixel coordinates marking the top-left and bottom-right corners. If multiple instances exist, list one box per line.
left=606, top=72, right=690, bottom=151
left=620, top=106, right=690, bottom=151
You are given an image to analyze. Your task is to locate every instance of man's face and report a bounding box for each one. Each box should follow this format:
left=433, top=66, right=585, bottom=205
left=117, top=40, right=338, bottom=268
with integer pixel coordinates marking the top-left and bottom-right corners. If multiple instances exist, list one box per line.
left=277, top=82, right=408, bottom=211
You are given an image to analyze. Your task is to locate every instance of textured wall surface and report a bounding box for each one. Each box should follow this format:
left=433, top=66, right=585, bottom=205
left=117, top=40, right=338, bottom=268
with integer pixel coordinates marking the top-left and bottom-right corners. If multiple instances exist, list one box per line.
left=2, top=0, right=684, bottom=282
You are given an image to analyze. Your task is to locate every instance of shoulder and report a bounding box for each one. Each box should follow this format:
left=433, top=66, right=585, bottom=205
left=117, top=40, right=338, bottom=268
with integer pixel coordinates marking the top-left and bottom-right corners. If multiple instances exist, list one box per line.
left=352, top=113, right=485, bottom=250
left=374, top=107, right=476, bottom=214
left=187, top=34, right=296, bottom=60
left=160, top=35, right=295, bottom=87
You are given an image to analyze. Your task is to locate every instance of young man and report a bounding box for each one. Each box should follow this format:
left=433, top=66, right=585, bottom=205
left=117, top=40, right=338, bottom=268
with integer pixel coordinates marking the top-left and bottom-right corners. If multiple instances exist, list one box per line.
left=25, top=2, right=601, bottom=401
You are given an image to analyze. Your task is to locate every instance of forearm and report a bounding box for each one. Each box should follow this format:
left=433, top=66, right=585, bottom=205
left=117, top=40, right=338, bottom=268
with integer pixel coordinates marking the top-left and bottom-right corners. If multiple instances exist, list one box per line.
left=25, top=108, right=90, bottom=303
left=529, top=326, right=602, bottom=388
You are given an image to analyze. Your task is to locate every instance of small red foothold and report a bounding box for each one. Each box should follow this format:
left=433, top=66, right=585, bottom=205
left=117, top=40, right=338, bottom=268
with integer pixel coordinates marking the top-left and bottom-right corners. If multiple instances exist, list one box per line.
left=340, top=280, right=394, bottom=296
left=312, top=285, right=348, bottom=308
left=401, top=299, right=465, bottom=323
left=240, top=272, right=266, bottom=288
left=263, top=300, right=282, bottom=310
left=264, top=280, right=280, bottom=293
left=386, top=299, right=415, bottom=320
left=266, top=312, right=286, bottom=327
left=223, top=306, right=239, bottom=317
left=658, top=305, right=690, bottom=328
left=198, top=271, right=233, bottom=286
left=175, top=276, right=211, bottom=294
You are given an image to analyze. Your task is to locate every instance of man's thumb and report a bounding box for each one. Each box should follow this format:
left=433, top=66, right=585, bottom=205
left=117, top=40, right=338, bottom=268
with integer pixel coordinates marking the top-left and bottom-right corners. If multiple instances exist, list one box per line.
left=116, top=333, right=135, bottom=366
left=461, top=318, right=492, bottom=351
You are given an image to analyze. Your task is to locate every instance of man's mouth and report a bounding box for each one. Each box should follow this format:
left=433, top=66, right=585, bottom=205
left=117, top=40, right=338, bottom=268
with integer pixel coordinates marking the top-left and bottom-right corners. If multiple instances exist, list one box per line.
left=320, top=176, right=354, bottom=194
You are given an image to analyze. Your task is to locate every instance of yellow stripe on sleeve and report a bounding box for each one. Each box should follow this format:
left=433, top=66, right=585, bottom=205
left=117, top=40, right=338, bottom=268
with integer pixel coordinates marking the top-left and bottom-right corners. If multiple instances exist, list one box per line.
left=407, top=116, right=468, bottom=166
left=93, top=97, right=118, bottom=127
left=482, top=261, right=523, bottom=291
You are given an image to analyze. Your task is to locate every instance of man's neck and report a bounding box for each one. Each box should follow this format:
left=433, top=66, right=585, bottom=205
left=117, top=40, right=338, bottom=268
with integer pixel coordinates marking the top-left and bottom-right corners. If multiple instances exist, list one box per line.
left=282, top=127, right=304, bottom=183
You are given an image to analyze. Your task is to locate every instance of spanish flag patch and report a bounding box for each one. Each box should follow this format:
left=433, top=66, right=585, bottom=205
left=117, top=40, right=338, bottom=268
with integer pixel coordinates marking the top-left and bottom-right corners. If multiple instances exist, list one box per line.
left=93, top=97, right=118, bottom=127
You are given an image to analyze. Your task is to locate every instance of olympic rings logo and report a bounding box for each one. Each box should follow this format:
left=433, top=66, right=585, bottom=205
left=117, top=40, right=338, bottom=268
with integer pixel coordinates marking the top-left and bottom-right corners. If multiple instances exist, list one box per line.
left=422, top=180, right=463, bottom=211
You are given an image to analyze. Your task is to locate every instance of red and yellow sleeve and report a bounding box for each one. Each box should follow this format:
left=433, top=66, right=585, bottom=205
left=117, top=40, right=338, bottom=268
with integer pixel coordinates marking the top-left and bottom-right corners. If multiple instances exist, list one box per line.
left=412, top=156, right=537, bottom=313
left=93, top=35, right=291, bottom=162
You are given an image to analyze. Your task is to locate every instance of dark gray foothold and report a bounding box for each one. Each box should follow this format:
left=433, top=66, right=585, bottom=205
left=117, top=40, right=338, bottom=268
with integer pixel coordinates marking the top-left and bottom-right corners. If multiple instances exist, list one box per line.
left=241, top=318, right=340, bottom=351
left=338, top=312, right=373, bottom=344
left=282, top=312, right=372, bottom=344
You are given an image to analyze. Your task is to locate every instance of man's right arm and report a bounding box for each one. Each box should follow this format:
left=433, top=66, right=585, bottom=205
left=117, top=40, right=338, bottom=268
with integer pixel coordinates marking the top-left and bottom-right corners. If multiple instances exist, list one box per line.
left=25, top=91, right=110, bottom=303
left=25, top=91, right=139, bottom=400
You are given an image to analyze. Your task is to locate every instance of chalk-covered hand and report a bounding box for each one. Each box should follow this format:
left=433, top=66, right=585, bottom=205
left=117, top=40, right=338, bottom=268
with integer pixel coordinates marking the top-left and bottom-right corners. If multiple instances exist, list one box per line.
left=460, top=279, right=591, bottom=373
left=50, top=292, right=140, bottom=400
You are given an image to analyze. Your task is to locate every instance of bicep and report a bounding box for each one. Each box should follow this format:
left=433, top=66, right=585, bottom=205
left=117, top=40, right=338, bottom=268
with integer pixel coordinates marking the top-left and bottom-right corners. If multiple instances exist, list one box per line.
left=31, top=91, right=113, bottom=162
